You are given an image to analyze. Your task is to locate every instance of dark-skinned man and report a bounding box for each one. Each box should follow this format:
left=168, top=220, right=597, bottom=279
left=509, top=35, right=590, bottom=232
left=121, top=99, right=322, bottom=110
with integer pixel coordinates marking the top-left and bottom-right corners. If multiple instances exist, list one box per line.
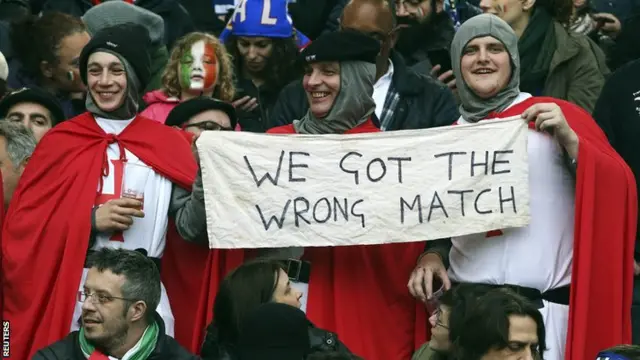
left=268, top=0, right=459, bottom=132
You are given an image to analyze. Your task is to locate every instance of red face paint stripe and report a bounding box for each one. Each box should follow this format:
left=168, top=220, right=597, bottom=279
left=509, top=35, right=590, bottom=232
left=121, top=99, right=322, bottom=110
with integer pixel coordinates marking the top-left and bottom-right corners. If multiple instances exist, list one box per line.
left=203, top=43, right=218, bottom=89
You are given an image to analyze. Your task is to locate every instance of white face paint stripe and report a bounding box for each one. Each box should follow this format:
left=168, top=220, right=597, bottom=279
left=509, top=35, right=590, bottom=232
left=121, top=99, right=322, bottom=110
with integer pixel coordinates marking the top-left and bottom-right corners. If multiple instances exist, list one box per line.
left=191, top=40, right=206, bottom=74
left=189, top=40, right=206, bottom=91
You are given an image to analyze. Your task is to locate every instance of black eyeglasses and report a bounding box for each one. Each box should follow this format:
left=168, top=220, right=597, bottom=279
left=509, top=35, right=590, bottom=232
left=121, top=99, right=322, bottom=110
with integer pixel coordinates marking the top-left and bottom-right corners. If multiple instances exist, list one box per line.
left=77, top=291, right=137, bottom=305
left=432, top=308, right=449, bottom=329
left=182, top=121, right=234, bottom=131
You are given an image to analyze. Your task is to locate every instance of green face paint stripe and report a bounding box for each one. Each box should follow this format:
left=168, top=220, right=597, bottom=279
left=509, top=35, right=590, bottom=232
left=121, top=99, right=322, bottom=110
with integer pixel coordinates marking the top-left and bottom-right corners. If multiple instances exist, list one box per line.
left=180, top=52, right=192, bottom=89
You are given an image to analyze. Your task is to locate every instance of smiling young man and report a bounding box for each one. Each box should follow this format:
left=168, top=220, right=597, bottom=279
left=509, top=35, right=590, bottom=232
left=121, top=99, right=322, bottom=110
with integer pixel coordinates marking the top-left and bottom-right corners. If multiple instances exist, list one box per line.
left=32, top=248, right=197, bottom=360
left=1, top=24, right=215, bottom=359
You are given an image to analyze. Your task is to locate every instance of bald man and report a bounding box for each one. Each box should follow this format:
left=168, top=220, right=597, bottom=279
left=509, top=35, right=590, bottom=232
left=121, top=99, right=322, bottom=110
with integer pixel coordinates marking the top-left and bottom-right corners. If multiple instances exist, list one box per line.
left=269, top=0, right=458, bottom=132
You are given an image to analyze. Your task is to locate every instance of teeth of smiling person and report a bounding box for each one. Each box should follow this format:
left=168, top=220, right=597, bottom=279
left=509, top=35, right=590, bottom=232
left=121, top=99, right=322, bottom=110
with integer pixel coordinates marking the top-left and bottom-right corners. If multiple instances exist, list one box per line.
left=312, top=92, right=329, bottom=98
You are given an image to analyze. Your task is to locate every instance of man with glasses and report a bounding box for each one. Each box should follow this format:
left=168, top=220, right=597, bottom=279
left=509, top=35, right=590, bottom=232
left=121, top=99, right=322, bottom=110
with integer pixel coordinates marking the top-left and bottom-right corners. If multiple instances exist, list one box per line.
left=166, top=97, right=237, bottom=243
left=33, top=248, right=197, bottom=359
left=412, top=284, right=492, bottom=360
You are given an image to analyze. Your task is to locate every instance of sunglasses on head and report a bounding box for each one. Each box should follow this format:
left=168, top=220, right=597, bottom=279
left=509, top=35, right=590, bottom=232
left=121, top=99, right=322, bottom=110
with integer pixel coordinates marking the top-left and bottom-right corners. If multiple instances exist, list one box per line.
left=182, top=121, right=234, bottom=131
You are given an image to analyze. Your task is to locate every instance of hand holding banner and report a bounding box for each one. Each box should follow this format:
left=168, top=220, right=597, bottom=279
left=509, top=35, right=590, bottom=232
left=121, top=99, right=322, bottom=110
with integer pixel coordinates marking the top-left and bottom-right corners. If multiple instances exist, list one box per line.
left=198, top=117, right=530, bottom=249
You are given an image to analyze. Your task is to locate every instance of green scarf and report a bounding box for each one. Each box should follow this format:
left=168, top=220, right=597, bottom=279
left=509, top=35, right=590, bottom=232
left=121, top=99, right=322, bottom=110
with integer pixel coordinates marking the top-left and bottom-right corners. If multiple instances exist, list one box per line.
left=518, top=8, right=556, bottom=94
left=79, top=321, right=159, bottom=360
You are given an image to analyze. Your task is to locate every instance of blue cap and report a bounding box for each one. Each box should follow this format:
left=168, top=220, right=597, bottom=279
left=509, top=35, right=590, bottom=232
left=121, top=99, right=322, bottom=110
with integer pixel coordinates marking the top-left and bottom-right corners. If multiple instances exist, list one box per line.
left=596, top=352, right=631, bottom=360
left=226, top=0, right=293, bottom=38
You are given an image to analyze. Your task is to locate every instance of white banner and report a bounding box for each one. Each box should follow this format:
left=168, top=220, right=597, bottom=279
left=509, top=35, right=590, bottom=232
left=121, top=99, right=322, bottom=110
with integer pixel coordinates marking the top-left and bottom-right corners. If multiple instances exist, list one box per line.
left=198, top=117, right=530, bottom=249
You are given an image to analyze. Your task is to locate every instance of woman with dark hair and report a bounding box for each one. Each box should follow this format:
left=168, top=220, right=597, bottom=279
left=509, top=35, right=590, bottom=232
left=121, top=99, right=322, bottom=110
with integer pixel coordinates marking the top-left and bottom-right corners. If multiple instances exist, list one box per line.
left=201, top=260, right=351, bottom=359
left=223, top=0, right=303, bottom=132
left=478, top=0, right=607, bottom=113
left=9, top=12, right=90, bottom=118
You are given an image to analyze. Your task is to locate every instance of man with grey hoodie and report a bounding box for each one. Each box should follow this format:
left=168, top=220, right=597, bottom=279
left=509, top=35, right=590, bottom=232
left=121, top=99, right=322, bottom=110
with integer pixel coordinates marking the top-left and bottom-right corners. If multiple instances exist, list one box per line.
left=82, top=1, right=168, bottom=94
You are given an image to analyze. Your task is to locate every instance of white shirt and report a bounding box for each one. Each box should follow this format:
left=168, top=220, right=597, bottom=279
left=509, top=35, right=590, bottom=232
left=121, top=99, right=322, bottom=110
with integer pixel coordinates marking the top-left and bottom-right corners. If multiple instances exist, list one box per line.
left=449, top=93, right=574, bottom=291
left=70, top=116, right=175, bottom=336
left=373, top=59, right=394, bottom=122
left=448, top=93, right=574, bottom=360
left=92, top=117, right=172, bottom=258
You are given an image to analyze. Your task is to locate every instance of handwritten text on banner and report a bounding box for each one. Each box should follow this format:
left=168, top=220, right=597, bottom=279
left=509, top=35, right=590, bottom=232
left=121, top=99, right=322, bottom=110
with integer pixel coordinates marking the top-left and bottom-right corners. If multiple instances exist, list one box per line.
left=198, top=117, right=530, bottom=249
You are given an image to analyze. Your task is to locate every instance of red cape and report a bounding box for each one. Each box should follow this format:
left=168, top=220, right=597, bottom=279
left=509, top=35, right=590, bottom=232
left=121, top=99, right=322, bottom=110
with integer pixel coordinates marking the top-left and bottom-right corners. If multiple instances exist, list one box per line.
left=488, top=97, right=636, bottom=360
left=268, top=118, right=429, bottom=360
left=1, top=113, right=202, bottom=359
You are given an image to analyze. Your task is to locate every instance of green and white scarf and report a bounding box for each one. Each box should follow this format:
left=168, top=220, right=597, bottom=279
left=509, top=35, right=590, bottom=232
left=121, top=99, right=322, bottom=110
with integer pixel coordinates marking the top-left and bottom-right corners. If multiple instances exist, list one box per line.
left=79, top=321, right=159, bottom=360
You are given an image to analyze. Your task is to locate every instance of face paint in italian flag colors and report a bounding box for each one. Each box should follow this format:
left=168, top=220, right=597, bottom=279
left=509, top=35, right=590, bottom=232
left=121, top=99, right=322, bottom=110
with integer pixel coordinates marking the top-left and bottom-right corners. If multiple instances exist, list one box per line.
left=180, top=40, right=218, bottom=92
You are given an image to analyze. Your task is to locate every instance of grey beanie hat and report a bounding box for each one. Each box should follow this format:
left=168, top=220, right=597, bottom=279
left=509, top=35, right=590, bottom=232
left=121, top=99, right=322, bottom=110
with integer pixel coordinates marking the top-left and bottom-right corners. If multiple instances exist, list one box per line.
left=82, top=1, right=165, bottom=46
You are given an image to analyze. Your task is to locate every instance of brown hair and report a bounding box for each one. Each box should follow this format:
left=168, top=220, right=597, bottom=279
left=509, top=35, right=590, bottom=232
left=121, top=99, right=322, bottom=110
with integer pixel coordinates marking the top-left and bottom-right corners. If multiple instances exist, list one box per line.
left=10, top=12, right=86, bottom=83
left=535, top=0, right=574, bottom=25
left=161, top=32, right=235, bottom=102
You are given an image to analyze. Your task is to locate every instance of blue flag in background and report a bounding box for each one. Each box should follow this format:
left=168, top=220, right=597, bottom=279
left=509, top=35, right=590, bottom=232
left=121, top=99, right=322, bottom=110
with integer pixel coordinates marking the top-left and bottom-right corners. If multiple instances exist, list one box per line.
left=218, top=0, right=311, bottom=49
left=212, top=0, right=238, bottom=15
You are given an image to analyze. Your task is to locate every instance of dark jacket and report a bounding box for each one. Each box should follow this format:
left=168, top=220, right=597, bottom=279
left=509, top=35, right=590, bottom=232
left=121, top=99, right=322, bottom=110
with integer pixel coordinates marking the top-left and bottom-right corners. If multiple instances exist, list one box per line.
left=32, top=313, right=198, bottom=360
left=541, top=21, right=608, bottom=114
left=592, top=59, right=640, bottom=258
left=267, top=51, right=459, bottom=131
left=235, top=76, right=288, bottom=133
left=395, top=12, right=456, bottom=72
left=179, top=0, right=227, bottom=36
left=288, top=0, right=349, bottom=40
left=201, top=323, right=352, bottom=360
left=41, top=0, right=194, bottom=49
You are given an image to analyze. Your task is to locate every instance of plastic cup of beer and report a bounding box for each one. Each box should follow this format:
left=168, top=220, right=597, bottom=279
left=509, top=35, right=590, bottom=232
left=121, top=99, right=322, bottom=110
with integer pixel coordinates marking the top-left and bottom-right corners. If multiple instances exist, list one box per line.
left=121, top=162, right=151, bottom=210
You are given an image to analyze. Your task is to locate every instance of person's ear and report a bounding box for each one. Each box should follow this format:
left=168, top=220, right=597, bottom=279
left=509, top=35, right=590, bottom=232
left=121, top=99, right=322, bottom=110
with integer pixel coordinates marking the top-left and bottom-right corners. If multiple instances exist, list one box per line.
left=40, top=61, right=54, bottom=79
left=18, top=156, right=31, bottom=174
left=129, top=300, right=148, bottom=322
left=522, top=0, right=536, bottom=12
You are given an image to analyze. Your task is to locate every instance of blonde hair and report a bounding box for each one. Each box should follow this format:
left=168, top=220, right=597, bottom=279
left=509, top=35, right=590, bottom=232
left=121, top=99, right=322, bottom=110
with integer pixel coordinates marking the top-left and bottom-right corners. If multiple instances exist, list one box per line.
left=161, top=32, right=235, bottom=102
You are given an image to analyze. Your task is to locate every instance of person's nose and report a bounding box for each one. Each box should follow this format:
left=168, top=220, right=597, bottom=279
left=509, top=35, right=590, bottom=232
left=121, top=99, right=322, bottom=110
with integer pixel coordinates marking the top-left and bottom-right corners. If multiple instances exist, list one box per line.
left=307, top=71, right=322, bottom=87
left=81, top=295, right=97, bottom=312
left=296, top=290, right=303, bottom=301
left=477, top=47, right=490, bottom=63
left=247, top=46, right=259, bottom=60
left=521, top=347, right=535, bottom=360
left=478, top=0, right=492, bottom=13
left=396, top=1, right=409, bottom=17
left=98, top=69, right=112, bottom=86
left=428, top=313, right=437, bottom=327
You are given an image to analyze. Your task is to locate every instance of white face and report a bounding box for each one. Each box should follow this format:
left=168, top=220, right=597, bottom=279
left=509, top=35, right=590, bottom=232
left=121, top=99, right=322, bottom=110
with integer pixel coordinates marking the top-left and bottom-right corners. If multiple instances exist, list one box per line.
left=179, top=40, right=219, bottom=93
left=86, top=52, right=128, bottom=112
left=460, top=36, right=512, bottom=99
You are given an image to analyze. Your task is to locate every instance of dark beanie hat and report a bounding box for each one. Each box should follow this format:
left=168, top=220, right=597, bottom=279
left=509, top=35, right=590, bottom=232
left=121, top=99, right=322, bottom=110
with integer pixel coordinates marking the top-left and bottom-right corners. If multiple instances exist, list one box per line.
left=238, top=303, right=310, bottom=360
left=300, top=29, right=381, bottom=64
left=79, top=23, right=152, bottom=88
left=0, top=87, right=66, bottom=125
left=165, top=97, right=237, bottom=129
